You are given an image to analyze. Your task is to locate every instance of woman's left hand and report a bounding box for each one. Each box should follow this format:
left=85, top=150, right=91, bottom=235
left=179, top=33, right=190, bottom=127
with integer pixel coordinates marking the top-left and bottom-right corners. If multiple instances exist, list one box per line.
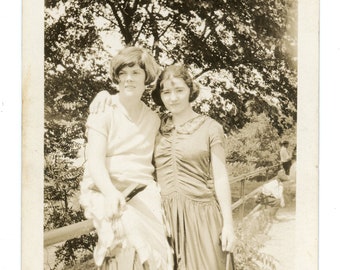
left=220, top=225, right=237, bottom=252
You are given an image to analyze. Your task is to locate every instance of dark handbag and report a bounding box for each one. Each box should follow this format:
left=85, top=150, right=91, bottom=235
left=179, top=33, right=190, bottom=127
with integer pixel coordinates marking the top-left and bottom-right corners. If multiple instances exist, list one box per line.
left=226, top=252, right=235, bottom=270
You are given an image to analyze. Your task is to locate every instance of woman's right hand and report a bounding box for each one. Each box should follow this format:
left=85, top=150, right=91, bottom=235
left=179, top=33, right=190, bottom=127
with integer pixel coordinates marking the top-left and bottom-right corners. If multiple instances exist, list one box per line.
left=89, top=90, right=113, bottom=114
left=220, top=225, right=237, bottom=253
left=104, top=190, right=126, bottom=218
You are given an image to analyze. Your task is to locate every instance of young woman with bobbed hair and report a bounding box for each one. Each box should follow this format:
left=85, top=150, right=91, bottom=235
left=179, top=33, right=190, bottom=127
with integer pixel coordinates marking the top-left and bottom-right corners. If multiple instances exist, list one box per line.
left=79, top=46, right=173, bottom=270
left=151, top=64, right=236, bottom=269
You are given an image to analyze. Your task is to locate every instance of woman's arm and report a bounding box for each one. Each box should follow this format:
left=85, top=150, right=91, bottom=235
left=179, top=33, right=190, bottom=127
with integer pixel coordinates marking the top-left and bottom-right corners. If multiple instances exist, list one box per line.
left=211, top=144, right=236, bottom=252
left=87, top=128, right=126, bottom=217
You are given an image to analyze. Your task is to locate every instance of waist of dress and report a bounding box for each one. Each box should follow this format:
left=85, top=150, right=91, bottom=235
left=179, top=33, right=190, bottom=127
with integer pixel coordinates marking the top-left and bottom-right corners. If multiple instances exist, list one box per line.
left=82, top=169, right=155, bottom=193
left=160, top=189, right=216, bottom=203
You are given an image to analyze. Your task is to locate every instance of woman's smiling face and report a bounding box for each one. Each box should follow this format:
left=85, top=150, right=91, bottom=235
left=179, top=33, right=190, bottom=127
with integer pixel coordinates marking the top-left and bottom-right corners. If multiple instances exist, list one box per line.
left=118, top=64, right=146, bottom=100
left=160, top=77, right=191, bottom=114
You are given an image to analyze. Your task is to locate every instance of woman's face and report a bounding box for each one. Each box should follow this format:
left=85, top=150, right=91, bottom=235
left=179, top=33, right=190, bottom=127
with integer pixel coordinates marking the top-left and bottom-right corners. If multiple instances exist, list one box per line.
left=118, top=64, right=146, bottom=100
left=160, top=77, right=191, bottom=114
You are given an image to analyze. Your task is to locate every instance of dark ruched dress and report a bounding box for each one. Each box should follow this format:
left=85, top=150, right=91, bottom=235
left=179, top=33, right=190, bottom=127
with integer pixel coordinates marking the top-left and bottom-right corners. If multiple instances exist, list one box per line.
left=154, top=115, right=227, bottom=270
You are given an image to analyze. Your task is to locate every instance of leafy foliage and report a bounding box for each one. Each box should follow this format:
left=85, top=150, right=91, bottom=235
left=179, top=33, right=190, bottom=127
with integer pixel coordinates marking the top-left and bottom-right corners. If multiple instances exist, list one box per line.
left=45, top=0, right=297, bottom=133
left=225, top=113, right=296, bottom=179
left=44, top=154, right=83, bottom=227
left=234, top=208, right=278, bottom=270
left=44, top=153, right=98, bottom=269
left=53, top=234, right=97, bottom=270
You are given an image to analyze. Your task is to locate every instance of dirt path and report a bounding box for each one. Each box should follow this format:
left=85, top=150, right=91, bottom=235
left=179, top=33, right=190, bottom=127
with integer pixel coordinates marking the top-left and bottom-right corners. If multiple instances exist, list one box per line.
left=260, top=205, right=296, bottom=270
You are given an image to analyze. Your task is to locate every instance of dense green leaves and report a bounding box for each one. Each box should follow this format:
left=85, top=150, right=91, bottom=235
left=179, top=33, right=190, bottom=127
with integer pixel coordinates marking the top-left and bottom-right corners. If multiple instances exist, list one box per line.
left=224, top=113, right=296, bottom=179
left=45, top=0, right=297, bottom=133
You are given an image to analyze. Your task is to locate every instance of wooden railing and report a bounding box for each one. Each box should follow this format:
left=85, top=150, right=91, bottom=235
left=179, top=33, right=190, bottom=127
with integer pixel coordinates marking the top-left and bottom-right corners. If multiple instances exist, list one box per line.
left=44, top=183, right=140, bottom=247
left=44, top=164, right=279, bottom=248
left=229, top=164, right=279, bottom=218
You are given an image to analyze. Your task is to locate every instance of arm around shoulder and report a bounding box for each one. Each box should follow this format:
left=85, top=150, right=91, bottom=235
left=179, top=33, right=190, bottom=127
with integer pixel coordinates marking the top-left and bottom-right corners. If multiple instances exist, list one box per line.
left=89, top=90, right=114, bottom=114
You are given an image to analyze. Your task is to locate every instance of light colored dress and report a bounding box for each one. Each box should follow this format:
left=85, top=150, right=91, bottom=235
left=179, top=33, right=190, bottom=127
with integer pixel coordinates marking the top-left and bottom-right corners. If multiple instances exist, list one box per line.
left=79, top=95, right=173, bottom=270
left=154, top=115, right=227, bottom=270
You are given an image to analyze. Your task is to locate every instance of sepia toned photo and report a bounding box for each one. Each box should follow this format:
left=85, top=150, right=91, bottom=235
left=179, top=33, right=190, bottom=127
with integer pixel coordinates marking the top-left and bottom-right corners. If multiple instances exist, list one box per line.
left=22, top=0, right=319, bottom=269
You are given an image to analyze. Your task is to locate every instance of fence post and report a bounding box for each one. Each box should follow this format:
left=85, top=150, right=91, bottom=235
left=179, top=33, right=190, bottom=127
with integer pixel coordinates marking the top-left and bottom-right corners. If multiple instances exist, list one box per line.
left=240, top=178, right=246, bottom=220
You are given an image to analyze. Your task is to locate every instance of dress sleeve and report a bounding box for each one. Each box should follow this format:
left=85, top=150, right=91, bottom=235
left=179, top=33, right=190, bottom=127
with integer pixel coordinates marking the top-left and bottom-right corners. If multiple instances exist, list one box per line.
left=208, top=120, right=226, bottom=148
left=85, top=111, right=111, bottom=138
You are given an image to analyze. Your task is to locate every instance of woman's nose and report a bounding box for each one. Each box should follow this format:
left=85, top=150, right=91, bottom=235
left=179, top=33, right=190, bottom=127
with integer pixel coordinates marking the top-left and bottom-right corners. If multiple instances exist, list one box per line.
left=170, top=91, right=177, bottom=100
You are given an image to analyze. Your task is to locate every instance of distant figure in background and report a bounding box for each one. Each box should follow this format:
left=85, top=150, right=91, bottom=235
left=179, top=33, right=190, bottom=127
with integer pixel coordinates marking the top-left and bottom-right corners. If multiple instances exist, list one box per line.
left=291, top=145, right=296, bottom=162
left=286, top=146, right=296, bottom=203
left=256, top=170, right=288, bottom=222
left=289, top=145, right=296, bottom=182
left=280, top=141, right=291, bottom=175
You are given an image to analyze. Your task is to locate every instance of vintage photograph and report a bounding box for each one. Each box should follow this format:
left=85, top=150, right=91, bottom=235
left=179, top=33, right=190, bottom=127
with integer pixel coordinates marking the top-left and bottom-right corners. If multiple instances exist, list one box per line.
left=22, top=0, right=318, bottom=269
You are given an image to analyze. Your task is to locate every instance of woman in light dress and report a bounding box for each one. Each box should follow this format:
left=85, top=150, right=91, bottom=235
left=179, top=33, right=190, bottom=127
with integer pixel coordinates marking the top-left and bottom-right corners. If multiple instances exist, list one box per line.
left=79, top=46, right=173, bottom=270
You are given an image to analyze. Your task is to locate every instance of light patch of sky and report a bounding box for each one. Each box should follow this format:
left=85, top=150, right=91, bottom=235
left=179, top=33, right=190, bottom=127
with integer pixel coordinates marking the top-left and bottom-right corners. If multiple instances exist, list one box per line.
left=216, top=26, right=234, bottom=46
left=45, top=1, right=66, bottom=25
left=99, top=31, right=124, bottom=56
left=158, top=53, right=175, bottom=66
left=195, top=69, right=240, bottom=101
left=266, top=96, right=280, bottom=107
left=56, top=64, right=65, bottom=72
left=196, top=85, right=212, bottom=101
left=93, top=16, right=124, bottom=56
left=189, top=66, right=212, bottom=101
left=73, top=138, right=86, bottom=167
left=251, top=68, right=266, bottom=87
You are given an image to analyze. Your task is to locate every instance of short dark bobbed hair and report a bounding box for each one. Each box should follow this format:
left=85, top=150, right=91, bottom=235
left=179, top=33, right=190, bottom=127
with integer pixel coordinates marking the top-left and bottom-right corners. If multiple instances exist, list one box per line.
left=110, top=46, right=161, bottom=88
left=152, top=64, right=200, bottom=107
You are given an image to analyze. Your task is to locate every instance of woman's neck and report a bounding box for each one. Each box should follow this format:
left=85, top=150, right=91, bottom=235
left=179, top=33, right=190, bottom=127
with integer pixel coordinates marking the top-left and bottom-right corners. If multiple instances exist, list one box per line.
left=118, top=94, right=141, bottom=109
left=118, top=94, right=143, bottom=121
left=172, top=107, right=198, bottom=126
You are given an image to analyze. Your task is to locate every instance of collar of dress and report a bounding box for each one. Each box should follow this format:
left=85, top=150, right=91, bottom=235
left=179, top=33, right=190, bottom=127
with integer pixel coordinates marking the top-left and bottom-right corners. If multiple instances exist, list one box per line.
left=160, top=114, right=207, bottom=135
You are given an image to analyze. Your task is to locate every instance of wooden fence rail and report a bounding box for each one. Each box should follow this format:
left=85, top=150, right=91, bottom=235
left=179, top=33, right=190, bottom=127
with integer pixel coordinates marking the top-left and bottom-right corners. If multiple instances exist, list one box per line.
left=44, top=164, right=280, bottom=247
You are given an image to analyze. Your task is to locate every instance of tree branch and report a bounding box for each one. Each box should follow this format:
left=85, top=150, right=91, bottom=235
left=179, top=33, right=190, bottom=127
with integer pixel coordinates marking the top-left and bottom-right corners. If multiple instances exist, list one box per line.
left=194, top=67, right=213, bottom=79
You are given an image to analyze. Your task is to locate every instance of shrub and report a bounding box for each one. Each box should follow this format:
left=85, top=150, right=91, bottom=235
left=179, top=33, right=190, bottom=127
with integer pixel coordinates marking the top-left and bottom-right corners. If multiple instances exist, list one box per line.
left=234, top=207, right=277, bottom=270
left=225, top=113, right=296, bottom=179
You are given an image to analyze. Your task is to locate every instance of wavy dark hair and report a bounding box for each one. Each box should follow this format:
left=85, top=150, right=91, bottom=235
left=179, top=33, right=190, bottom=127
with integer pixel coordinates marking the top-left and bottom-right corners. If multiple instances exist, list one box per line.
left=109, top=46, right=161, bottom=89
left=152, top=64, right=200, bottom=107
